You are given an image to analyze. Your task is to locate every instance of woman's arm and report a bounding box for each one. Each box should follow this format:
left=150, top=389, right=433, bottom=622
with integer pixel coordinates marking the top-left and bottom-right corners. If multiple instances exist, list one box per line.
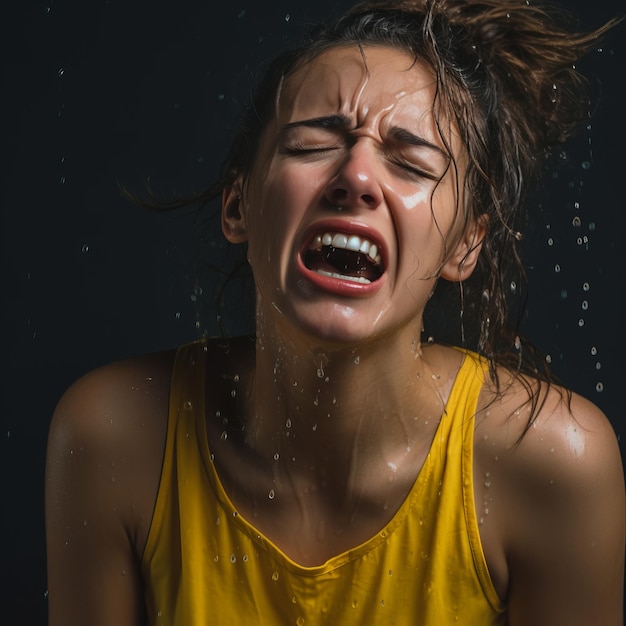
left=45, top=353, right=172, bottom=626
left=494, top=389, right=625, bottom=625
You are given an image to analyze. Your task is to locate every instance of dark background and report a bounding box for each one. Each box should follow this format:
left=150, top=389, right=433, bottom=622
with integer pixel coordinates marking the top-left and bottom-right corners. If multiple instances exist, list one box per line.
left=2, top=1, right=624, bottom=623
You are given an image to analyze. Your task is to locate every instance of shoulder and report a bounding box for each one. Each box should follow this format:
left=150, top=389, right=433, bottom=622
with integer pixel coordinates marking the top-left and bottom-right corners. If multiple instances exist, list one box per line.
left=475, top=369, right=625, bottom=623
left=475, top=370, right=623, bottom=497
left=49, top=348, right=177, bottom=455
left=46, top=347, right=179, bottom=543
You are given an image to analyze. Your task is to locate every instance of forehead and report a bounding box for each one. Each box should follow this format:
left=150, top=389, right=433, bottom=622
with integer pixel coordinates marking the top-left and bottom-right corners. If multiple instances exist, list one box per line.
left=277, top=45, right=441, bottom=135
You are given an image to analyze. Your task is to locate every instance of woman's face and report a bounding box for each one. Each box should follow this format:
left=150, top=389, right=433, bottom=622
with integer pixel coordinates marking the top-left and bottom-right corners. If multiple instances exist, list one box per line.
left=228, top=45, right=477, bottom=345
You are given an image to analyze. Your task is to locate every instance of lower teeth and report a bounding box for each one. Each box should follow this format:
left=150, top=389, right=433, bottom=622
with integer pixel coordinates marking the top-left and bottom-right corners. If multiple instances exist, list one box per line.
left=315, top=269, right=371, bottom=284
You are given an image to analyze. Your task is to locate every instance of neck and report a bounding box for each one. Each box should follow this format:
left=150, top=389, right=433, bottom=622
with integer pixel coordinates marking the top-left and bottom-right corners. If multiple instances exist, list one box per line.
left=241, top=315, right=448, bottom=486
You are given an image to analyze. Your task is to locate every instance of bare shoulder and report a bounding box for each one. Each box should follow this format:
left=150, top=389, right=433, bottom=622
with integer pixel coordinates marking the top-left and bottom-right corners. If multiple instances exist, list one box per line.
left=45, top=347, right=178, bottom=625
left=475, top=370, right=623, bottom=498
left=475, top=369, right=625, bottom=625
left=48, top=349, right=176, bottom=484
left=47, top=348, right=177, bottom=525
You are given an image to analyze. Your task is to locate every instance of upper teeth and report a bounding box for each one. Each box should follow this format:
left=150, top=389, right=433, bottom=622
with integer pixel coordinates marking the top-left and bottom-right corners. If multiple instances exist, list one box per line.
left=312, top=232, right=382, bottom=265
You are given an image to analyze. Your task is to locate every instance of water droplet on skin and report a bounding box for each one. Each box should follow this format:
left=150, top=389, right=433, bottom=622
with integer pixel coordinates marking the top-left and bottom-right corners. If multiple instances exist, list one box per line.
left=285, top=418, right=292, bottom=429
left=268, top=489, right=275, bottom=500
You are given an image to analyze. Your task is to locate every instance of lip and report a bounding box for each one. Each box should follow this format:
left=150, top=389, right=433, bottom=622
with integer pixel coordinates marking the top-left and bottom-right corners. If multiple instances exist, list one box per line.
left=296, top=219, right=388, bottom=297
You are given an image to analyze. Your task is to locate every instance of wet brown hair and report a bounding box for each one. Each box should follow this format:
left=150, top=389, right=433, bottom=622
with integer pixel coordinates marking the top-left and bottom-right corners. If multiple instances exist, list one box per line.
left=130, top=0, right=620, bottom=425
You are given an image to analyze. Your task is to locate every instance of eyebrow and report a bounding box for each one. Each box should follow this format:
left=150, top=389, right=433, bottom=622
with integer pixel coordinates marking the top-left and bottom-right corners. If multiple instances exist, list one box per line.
left=282, top=114, right=352, bottom=132
left=390, top=127, right=450, bottom=160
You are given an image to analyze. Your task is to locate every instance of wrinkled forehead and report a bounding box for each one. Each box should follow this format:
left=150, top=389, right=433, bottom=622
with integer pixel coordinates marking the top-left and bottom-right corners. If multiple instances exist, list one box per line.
left=276, top=45, right=446, bottom=143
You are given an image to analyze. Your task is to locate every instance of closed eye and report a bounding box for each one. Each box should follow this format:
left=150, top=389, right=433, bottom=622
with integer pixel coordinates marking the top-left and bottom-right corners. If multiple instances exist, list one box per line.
left=389, top=159, right=440, bottom=182
left=280, top=142, right=342, bottom=156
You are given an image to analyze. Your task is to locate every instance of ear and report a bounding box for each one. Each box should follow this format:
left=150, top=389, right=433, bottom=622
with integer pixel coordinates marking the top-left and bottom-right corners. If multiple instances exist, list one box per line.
left=439, top=215, right=488, bottom=282
left=221, top=177, right=248, bottom=243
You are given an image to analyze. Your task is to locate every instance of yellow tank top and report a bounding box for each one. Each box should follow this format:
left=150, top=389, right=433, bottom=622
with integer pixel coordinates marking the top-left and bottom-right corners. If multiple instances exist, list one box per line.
left=142, top=340, right=506, bottom=625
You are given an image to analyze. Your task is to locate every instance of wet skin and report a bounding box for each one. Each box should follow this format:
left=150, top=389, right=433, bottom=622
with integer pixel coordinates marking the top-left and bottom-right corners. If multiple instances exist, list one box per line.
left=45, top=44, right=625, bottom=626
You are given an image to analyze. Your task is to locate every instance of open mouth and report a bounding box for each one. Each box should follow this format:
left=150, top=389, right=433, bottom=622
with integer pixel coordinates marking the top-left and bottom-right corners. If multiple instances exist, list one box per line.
left=302, top=232, right=384, bottom=285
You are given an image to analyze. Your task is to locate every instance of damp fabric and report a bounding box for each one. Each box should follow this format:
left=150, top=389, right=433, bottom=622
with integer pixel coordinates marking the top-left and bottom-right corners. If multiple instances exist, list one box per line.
left=141, top=339, right=506, bottom=625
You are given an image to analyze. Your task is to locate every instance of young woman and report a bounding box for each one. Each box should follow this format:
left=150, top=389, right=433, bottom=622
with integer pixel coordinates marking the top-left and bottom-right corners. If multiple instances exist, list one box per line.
left=45, top=1, right=625, bottom=624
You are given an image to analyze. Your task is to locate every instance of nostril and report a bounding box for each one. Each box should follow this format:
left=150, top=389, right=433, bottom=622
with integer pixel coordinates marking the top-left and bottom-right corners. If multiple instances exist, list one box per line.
left=330, top=189, right=348, bottom=204
left=362, top=193, right=376, bottom=207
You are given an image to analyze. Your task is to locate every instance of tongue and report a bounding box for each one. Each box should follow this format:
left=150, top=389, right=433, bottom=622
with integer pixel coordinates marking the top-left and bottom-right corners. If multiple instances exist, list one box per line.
left=304, top=246, right=380, bottom=281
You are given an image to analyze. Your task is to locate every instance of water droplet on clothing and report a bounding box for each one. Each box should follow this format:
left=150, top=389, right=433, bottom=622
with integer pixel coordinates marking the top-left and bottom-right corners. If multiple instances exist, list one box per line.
left=595, top=382, right=604, bottom=393
left=268, top=489, right=275, bottom=500
left=230, top=554, right=237, bottom=563
left=272, top=571, right=280, bottom=581
left=184, top=400, right=193, bottom=411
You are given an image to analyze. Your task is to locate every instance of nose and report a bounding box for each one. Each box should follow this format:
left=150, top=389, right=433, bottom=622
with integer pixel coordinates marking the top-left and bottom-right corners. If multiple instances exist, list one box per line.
left=323, top=140, right=383, bottom=211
